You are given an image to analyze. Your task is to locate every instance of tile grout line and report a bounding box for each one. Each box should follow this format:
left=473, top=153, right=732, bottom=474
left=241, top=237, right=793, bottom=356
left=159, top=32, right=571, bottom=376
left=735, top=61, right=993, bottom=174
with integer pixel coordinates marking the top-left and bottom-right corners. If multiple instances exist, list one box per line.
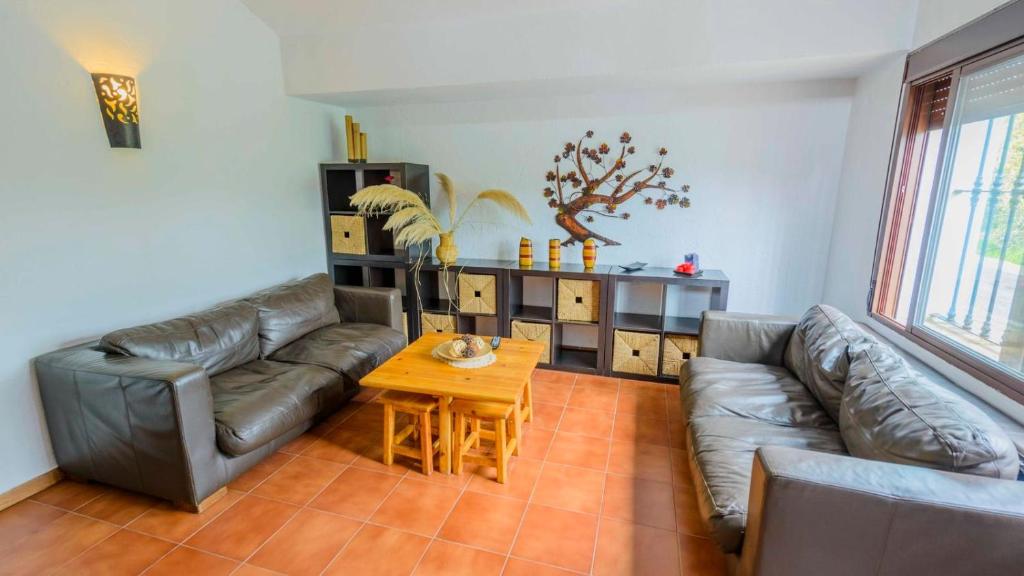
left=142, top=396, right=376, bottom=576
left=32, top=487, right=192, bottom=575
left=498, top=372, right=576, bottom=575
left=587, top=377, right=619, bottom=575
left=228, top=457, right=353, bottom=575
left=129, top=488, right=263, bottom=575
left=316, top=399, right=450, bottom=576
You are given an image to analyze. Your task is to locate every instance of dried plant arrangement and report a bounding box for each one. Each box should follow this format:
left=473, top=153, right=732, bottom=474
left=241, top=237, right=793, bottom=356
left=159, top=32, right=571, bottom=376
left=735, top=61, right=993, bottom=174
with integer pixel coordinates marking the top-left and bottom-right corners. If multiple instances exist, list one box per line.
left=351, top=173, right=531, bottom=317
left=544, top=130, right=692, bottom=246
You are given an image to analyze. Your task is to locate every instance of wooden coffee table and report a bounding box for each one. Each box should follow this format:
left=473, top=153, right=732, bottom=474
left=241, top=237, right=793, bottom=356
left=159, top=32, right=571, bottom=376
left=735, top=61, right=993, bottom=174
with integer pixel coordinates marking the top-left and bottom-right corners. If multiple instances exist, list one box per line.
left=360, top=332, right=544, bottom=474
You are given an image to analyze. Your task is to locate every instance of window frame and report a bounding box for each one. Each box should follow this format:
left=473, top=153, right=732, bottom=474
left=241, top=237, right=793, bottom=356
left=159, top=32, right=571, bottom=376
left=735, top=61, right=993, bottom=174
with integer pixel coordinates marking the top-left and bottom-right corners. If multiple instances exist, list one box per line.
left=869, top=23, right=1024, bottom=403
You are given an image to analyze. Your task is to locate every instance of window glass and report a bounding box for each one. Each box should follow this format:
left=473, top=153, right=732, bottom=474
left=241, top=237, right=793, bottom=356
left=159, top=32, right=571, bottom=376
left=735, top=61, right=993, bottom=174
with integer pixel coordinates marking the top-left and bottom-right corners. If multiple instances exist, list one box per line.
left=918, top=52, right=1024, bottom=377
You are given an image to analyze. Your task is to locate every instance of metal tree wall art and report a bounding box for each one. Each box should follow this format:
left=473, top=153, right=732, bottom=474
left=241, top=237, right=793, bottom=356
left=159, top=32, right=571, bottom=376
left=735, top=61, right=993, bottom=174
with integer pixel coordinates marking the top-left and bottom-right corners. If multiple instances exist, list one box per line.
left=544, top=130, right=691, bottom=246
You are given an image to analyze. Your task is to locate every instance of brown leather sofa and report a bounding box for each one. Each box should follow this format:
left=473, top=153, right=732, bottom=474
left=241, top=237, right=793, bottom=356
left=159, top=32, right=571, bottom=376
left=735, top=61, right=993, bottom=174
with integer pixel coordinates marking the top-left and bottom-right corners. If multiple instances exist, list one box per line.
left=682, top=305, right=1024, bottom=576
left=35, top=273, right=405, bottom=510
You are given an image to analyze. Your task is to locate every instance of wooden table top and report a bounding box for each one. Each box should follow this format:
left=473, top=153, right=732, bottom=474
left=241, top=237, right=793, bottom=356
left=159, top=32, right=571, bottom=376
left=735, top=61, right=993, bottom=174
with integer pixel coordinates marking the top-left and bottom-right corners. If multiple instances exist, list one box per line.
left=360, top=333, right=545, bottom=403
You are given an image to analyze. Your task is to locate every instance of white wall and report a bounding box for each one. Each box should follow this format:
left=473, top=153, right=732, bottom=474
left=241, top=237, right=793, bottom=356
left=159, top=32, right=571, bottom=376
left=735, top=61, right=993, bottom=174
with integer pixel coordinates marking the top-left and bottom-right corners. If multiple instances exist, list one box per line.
left=821, top=0, right=1024, bottom=418
left=820, top=56, right=906, bottom=319
left=0, top=0, right=343, bottom=493
left=351, top=79, right=854, bottom=315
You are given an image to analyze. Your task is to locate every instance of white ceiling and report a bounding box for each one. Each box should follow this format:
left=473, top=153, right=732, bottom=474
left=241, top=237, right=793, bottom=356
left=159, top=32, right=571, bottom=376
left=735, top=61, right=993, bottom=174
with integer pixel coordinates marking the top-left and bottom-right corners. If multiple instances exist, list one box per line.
left=241, top=0, right=921, bottom=105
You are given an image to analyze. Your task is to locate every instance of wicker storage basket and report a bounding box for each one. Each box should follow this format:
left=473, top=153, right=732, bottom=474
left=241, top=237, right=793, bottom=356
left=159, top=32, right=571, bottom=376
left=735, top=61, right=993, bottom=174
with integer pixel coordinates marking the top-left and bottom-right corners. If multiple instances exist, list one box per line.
left=557, top=279, right=600, bottom=323
left=662, top=334, right=699, bottom=376
left=612, top=330, right=660, bottom=376
left=420, top=312, right=456, bottom=335
left=458, top=273, right=497, bottom=315
left=330, top=215, right=367, bottom=255
left=510, top=320, right=551, bottom=364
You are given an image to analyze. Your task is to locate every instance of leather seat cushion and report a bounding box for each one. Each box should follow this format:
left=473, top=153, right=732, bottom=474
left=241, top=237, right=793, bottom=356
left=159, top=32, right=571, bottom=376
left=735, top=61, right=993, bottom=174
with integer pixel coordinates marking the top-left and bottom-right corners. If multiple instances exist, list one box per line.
left=270, top=322, right=405, bottom=383
left=246, top=273, right=340, bottom=357
left=681, top=357, right=835, bottom=430
left=783, top=304, right=876, bottom=422
left=100, top=300, right=259, bottom=376
left=687, top=416, right=847, bottom=553
left=841, top=343, right=1019, bottom=479
left=211, top=359, right=339, bottom=456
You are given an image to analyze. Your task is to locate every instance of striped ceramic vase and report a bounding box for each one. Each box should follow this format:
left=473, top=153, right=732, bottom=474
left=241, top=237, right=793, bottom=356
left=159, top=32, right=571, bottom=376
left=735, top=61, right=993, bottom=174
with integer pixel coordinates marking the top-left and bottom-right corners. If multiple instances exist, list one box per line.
left=519, top=237, right=533, bottom=267
left=548, top=239, right=561, bottom=269
left=582, top=238, right=598, bottom=270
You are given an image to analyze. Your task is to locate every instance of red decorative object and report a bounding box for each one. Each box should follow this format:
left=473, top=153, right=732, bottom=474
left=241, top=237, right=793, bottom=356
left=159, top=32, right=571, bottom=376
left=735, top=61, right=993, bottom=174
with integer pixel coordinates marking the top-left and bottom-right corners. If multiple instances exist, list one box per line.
left=544, top=130, right=692, bottom=246
left=675, top=262, right=696, bottom=275
left=383, top=174, right=395, bottom=184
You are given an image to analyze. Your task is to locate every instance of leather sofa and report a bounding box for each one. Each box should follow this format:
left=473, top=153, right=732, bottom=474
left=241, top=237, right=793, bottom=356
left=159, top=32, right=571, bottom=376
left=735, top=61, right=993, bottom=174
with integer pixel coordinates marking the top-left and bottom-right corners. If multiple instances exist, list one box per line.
left=35, top=273, right=405, bottom=511
left=681, top=305, right=1024, bottom=576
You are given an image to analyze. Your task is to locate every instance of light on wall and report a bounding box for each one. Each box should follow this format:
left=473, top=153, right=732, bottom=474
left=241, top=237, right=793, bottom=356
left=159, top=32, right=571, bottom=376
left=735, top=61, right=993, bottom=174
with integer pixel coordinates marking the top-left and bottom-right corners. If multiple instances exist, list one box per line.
left=91, top=73, right=140, bottom=148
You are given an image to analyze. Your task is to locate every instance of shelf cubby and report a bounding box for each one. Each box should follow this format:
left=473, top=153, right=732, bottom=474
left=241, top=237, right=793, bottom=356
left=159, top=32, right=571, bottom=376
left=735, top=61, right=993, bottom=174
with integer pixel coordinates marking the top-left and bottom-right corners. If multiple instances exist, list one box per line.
left=332, top=263, right=364, bottom=287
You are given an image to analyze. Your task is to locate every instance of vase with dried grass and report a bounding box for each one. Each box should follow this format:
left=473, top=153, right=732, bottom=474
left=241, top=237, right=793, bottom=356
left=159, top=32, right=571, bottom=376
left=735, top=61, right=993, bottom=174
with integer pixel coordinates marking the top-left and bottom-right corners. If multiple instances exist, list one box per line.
left=350, top=173, right=531, bottom=318
left=350, top=173, right=531, bottom=266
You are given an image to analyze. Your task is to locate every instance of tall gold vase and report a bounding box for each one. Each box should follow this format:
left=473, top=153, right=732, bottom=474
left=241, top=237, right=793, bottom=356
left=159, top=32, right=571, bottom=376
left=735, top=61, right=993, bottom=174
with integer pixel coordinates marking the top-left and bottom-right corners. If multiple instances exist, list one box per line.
left=436, top=232, right=458, bottom=266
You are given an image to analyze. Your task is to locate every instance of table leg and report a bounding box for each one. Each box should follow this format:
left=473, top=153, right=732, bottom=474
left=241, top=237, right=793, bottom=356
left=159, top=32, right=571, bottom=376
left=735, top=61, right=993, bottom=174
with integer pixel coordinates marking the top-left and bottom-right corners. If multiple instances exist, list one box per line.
left=439, top=395, right=452, bottom=474
left=512, top=396, right=523, bottom=457
left=523, top=377, right=533, bottom=423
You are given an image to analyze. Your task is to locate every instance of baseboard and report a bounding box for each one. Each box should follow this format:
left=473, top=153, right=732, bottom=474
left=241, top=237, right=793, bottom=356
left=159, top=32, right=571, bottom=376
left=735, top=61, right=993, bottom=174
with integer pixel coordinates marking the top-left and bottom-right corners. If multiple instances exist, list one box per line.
left=0, top=468, right=63, bottom=512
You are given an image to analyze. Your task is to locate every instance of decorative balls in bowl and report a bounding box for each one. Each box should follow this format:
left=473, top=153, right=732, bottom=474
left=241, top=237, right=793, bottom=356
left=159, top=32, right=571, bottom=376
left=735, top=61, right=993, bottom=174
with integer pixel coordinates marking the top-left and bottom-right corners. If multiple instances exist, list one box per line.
left=450, top=334, right=488, bottom=358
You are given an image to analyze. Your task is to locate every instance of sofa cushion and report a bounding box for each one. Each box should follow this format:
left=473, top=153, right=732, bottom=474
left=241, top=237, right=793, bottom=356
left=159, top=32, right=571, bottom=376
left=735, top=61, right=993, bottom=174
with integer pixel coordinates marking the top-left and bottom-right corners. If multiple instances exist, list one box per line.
left=247, top=273, right=340, bottom=357
left=840, top=344, right=1019, bottom=479
left=210, top=359, right=339, bottom=456
left=270, top=322, right=405, bottom=383
left=100, top=300, right=259, bottom=376
left=686, top=416, right=846, bottom=553
left=783, top=304, right=875, bottom=422
left=681, top=357, right=835, bottom=429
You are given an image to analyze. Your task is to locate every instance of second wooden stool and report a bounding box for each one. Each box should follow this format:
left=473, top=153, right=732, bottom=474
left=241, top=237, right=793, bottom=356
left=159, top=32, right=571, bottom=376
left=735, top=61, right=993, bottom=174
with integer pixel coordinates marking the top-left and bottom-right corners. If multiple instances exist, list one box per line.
left=451, top=399, right=518, bottom=483
left=380, top=390, right=440, bottom=476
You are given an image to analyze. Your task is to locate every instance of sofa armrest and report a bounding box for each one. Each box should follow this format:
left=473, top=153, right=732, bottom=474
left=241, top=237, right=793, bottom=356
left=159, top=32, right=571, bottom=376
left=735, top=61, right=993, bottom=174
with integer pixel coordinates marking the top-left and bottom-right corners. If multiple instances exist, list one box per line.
left=34, top=343, right=224, bottom=506
left=333, top=285, right=403, bottom=332
left=699, top=311, right=797, bottom=366
left=739, top=446, right=1024, bottom=576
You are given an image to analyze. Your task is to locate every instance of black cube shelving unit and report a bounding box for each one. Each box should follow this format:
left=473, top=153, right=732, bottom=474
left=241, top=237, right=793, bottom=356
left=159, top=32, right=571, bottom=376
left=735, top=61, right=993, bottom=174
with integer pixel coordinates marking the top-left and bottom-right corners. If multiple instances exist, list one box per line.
left=318, top=162, right=729, bottom=381
left=320, top=162, right=429, bottom=337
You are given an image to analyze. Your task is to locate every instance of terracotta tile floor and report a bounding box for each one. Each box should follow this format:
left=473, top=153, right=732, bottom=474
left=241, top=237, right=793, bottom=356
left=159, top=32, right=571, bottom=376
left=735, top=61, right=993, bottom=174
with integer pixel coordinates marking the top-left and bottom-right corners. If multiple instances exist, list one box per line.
left=0, top=369, right=727, bottom=576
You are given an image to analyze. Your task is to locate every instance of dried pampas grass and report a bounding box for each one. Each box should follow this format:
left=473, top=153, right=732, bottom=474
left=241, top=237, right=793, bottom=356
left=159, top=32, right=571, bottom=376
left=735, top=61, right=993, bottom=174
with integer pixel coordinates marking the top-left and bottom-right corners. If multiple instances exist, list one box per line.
left=350, top=174, right=531, bottom=250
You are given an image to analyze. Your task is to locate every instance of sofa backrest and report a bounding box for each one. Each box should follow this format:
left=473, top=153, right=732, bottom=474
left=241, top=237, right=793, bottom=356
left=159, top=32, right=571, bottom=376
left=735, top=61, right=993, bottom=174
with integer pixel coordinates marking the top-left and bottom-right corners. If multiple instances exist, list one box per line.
left=245, top=273, right=340, bottom=357
left=784, top=304, right=876, bottom=422
left=100, top=300, right=260, bottom=376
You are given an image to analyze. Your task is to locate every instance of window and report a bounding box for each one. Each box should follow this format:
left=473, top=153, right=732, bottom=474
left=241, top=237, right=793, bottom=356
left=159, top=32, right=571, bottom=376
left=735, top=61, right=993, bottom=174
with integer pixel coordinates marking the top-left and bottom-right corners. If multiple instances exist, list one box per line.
left=871, top=7, right=1024, bottom=400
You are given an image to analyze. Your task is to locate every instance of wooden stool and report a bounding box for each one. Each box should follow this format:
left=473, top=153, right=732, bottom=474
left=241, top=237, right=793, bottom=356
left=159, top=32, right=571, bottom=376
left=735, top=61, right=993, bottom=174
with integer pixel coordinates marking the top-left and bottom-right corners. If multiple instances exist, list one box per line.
left=380, top=390, right=440, bottom=476
left=451, top=399, right=518, bottom=483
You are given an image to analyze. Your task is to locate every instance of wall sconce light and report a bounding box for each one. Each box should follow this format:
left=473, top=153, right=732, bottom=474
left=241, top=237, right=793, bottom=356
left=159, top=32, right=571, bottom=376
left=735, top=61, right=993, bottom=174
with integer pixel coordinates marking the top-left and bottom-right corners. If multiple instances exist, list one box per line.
left=91, top=73, right=141, bottom=149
